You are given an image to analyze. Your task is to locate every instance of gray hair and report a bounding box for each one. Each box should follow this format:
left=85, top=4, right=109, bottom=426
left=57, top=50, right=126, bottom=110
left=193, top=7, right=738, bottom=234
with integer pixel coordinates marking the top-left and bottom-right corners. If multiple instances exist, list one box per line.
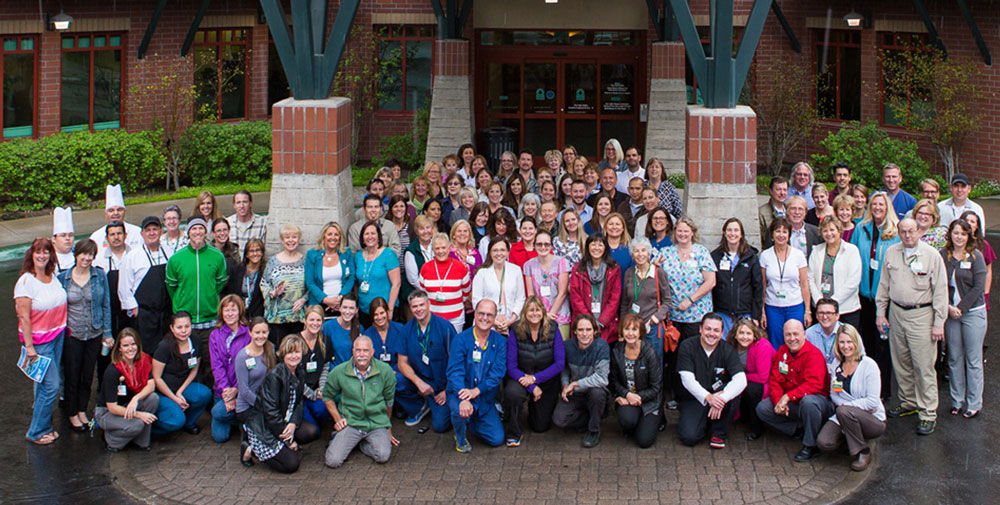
left=518, top=193, right=541, bottom=219
left=628, top=236, right=652, bottom=255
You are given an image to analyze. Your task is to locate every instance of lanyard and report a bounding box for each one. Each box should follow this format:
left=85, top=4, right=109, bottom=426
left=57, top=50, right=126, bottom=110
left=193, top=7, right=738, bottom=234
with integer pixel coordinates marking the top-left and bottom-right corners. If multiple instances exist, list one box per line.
left=633, top=265, right=649, bottom=305
left=498, top=265, right=507, bottom=309
left=143, top=245, right=166, bottom=267
left=416, top=322, right=430, bottom=356
left=361, top=249, right=379, bottom=281
left=775, top=249, right=788, bottom=284
left=433, top=259, right=455, bottom=289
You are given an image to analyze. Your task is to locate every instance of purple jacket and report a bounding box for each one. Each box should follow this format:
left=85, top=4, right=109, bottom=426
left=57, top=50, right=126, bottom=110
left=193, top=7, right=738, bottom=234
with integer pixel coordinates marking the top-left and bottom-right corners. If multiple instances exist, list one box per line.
left=209, top=324, right=252, bottom=398
left=506, top=326, right=565, bottom=393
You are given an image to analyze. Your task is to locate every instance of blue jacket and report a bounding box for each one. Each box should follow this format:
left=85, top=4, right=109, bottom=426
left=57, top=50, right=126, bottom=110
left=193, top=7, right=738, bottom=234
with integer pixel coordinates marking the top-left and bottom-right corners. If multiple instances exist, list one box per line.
left=304, top=249, right=356, bottom=306
left=849, top=220, right=901, bottom=300
left=58, top=266, right=112, bottom=339
left=447, top=327, right=507, bottom=415
left=401, top=314, right=456, bottom=393
left=363, top=321, right=406, bottom=372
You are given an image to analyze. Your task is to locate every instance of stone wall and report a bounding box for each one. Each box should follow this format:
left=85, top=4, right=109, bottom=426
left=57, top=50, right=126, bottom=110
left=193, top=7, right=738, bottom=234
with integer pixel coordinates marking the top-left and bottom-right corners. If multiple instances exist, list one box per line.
left=644, top=42, right=687, bottom=175
left=424, top=39, right=473, bottom=167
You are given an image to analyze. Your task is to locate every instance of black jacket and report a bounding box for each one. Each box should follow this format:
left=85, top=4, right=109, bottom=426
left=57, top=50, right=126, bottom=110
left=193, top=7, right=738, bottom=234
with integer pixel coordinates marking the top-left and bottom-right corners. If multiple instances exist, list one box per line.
left=244, top=363, right=305, bottom=449
left=610, top=341, right=662, bottom=416
left=710, top=246, right=764, bottom=322
left=226, top=264, right=265, bottom=318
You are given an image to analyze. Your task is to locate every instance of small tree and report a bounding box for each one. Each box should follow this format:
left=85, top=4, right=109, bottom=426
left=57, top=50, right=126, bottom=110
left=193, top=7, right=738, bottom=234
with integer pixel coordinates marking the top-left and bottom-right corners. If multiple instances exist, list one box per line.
left=880, top=41, right=985, bottom=182
left=127, top=55, right=197, bottom=191
left=744, top=55, right=820, bottom=176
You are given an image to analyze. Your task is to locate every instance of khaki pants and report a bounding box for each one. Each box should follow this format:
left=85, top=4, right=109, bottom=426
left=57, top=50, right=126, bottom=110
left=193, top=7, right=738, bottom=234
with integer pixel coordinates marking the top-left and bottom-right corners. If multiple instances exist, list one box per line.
left=888, top=303, right=938, bottom=421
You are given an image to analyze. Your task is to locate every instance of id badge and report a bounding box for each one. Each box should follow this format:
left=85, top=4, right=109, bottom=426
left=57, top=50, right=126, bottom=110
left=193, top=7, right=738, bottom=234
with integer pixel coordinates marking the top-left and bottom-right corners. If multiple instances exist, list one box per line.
left=870, top=258, right=879, bottom=271
left=684, top=259, right=697, bottom=270
left=422, top=354, right=430, bottom=365
left=434, top=291, right=445, bottom=302
left=380, top=353, right=391, bottom=362
left=305, top=361, right=317, bottom=373
left=960, top=261, right=972, bottom=269
left=187, top=356, right=198, bottom=369
left=631, top=303, right=641, bottom=314
left=832, top=379, right=843, bottom=393
left=711, top=379, right=723, bottom=391
left=540, top=285, right=551, bottom=297
left=245, top=357, right=257, bottom=370
left=718, top=259, right=730, bottom=271
left=820, top=282, right=831, bottom=294
left=466, top=255, right=475, bottom=265
left=117, top=384, right=127, bottom=396
left=591, top=301, right=601, bottom=313
left=778, top=361, right=789, bottom=375
left=472, top=350, right=482, bottom=362
left=359, top=281, right=370, bottom=294
left=775, top=289, right=786, bottom=299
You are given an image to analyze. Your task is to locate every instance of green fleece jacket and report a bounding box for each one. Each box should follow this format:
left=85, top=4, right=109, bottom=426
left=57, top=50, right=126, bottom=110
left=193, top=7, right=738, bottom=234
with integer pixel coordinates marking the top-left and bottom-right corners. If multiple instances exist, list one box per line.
left=165, top=243, right=228, bottom=324
left=323, top=359, right=396, bottom=432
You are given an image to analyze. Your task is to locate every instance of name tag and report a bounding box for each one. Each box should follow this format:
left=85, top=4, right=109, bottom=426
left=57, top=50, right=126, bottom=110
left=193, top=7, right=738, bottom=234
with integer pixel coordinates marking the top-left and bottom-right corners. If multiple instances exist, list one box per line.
left=466, top=255, right=475, bottom=265
left=718, top=259, right=730, bottom=271
left=820, top=282, right=831, bottom=294
left=870, top=258, right=879, bottom=271
left=832, top=379, right=843, bottom=393
left=711, top=379, right=723, bottom=392
left=359, top=281, right=370, bottom=294
left=910, top=261, right=925, bottom=274
left=775, top=290, right=786, bottom=299
left=117, top=384, right=127, bottom=396
left=343, top=266, right=349, bottom=275
left=684, top=259, right=697, bottom=269
left=631, top=303, right=641, bottom=314
left=591, top=301, right=601, bottom=313
left=187, top=356, right=198, bottom=369
left=245, top=357, right=257, bottom=370
left=422, top=354, right=430, bottom=365
left=539, top=285, right=551, bottom=297
left=434, top=291, right=445, bottom=302
left=778, top=361, right=789, bottom=375
left=960, top=261, right=972, bottom=269
left=305, top=361, right=317, bottom=372
left=472, top=350, right=482, bottom=362
left=380, top=353, right=391, bottom=362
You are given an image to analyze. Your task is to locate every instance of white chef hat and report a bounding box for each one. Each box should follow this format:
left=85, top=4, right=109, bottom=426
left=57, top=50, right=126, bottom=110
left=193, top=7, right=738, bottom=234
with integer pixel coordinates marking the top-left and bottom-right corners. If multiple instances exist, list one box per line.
left=105, top=184, right=125, bottom=210
left=52, top=207, right=74, bottom=235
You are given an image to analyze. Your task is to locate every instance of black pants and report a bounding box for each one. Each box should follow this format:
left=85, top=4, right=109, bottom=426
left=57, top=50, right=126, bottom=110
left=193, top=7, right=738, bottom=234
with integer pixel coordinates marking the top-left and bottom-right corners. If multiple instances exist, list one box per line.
left=678, top=399, right=736, bottom=446
left=737, top=381, right=766, bottom=435
left=502, top=378, right=560, bottom=439
left=666, top=322, right=701, bottom=399
left=63, top=337, right=100, bottom=415
left=840, top=310, right=862, bottom=332
left=268, top=322, right=304, bottom=348
left=552, top=387, right=607, bottom=434
left=294, top=422, right=319, bottom=445
left=616, top=404, right=660, bottom=448
left=860, top=297, right=893, bottom=400
left=264, top=446, right=300, bottom=474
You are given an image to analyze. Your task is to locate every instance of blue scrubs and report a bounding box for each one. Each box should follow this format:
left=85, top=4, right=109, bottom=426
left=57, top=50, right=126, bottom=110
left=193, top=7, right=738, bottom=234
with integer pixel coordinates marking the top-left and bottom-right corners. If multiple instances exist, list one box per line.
left=301, top=332, right=334, bottom=429
left=397, top=314, right=457, bottom=432
left=363, top=322, right=411, bottom=393
left=323, top=317, right=364, bottom=369
left=447, top=327, right=507, bottom=447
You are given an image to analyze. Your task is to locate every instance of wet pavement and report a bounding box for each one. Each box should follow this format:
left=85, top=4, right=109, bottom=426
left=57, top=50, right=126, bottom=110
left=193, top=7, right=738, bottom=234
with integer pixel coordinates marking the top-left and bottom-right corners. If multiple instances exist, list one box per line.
left=2, top=239, right=998, bottom=504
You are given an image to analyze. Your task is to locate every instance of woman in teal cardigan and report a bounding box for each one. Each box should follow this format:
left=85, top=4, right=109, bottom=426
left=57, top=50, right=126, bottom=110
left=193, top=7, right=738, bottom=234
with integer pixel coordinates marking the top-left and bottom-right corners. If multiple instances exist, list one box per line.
left=304, top=222, right=356, bottom=315
left=848, top=192, right=900, bottom=400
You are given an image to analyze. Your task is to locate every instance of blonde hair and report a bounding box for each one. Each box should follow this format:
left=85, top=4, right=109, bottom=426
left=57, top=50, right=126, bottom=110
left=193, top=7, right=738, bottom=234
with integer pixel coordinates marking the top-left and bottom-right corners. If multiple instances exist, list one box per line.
left=279, top=224, right=302, bottom=239
left=277, top=333, right=306, bottom=359
left=912, top=198, right=940, bottom=227
left=605, top=213, right=632, bottom=244
left=832, top=323, right=864, bottom=363
left=558, top=208, right=587, bottom=248
left=301, top=305, right=327, bottom=356
left=832, top=193, right=855, bottom=213
left=672, top=216, right=701, bottom=244
left=192, top=190, right=223, bottom=220
left=861, top=192, right=899, bottom=240
left=315, top=221, right=348, bottom=253
left=449, top=220, right=473, bottom=247
left=544, top=150, right=563, bottom=165
left=514, top=296, right=554, bottom=342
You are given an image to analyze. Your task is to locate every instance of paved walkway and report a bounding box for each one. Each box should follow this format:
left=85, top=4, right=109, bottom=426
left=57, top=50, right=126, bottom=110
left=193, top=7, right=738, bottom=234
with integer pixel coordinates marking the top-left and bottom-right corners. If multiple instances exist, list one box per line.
left=110, top=412, right=867, bottom=505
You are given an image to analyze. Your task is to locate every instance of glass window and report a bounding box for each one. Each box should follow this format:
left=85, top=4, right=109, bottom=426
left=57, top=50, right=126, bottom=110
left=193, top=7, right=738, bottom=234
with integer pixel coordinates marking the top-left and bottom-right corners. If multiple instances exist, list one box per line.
left=376, top=25, right=435, bottom=112
left=2, top=35, right=38, bottom=139
left=193, top=29, right=248, bottom=121
left=600, top=64, right=634, bottom=114
left=814, top=30, right=861, bottom=121
left=60, top=33, right=123, bottom=132
left=479, top=31, right=637, bottom=47
left=879, top=33, right=932, bottom=128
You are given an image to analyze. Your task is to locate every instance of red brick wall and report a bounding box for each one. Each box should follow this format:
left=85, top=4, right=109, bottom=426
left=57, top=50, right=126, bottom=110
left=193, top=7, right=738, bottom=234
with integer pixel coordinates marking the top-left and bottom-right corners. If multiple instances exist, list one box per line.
left=687, top=108, right=757, bottom=184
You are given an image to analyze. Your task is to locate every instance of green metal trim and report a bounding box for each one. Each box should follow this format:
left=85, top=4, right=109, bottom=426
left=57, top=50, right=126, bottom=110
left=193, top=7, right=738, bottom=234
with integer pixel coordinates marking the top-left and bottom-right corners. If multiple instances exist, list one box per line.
left=709, top=0, right=735, bottom=107
left=260, top=0, right=301, bottom=97
left=137, top=0, right=168, bottom=59
left=734, top=0, right=773, bottom=100
left=430, top=0, right=445, bottom=39
left=956, top=0, right=991, bottom=66
left=770, top=1, right=800, bottom=53
left=456, top=0, right=473, bottom=39
left=291, top=0, right=315, bottom=97
left=668, top=0, right=708, bottom=89
left=317, top=0, right=361, bottom=96
left=646, top=0, right=664, bottom=41
left=431, top=0, right=470, bottom=40
left=911, top=0, right=947, bottom=56
left=180, top=0, right=211, bottom=57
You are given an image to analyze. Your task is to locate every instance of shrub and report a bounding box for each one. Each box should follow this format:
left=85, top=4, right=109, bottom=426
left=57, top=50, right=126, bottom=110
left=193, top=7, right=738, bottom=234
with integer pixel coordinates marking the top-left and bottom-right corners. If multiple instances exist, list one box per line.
left=810, top=120, right=936, bottom=195
left=178, top=120, right=272, bottom=185
left=0, top=129, right=165, bottom=211
left=970, top=179, right=1000, bottom=199
left=666, top=172, right=685, bottom=190
left=371, top=106, right=429, bottom=173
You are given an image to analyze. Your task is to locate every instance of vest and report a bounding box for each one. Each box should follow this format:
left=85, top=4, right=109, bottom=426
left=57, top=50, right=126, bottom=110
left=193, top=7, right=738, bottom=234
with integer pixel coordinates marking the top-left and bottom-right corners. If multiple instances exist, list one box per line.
left=401, top=239, right=429, bottom=299
left=516, top=325, right=558, bottom=376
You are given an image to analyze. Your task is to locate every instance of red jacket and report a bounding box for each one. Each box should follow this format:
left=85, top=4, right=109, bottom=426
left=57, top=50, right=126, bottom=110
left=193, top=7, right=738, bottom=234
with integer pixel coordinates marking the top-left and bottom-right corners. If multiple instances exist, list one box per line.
left=767, top=340, right=830, bottom=405
left=569, top=263, right=622, bottom=343
left=508, top=241, right=537, bottom=270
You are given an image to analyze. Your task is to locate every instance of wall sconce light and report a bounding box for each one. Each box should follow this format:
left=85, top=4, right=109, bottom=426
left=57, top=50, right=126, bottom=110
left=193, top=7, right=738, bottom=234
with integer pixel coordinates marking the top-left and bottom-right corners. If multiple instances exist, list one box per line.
left=545, top=0, right=558, bottom=4
left=47, top=9, right=74, bottom=31
left=843, top=10, right=865, bottom=28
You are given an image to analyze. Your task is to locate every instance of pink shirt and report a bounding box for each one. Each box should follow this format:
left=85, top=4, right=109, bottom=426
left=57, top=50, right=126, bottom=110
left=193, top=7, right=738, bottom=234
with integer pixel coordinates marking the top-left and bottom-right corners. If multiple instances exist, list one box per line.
left=14, top=273, right=67, bottom=345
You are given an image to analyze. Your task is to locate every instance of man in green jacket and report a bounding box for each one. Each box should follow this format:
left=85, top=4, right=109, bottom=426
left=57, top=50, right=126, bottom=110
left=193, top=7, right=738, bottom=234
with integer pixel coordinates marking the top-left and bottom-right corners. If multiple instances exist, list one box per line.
left=323, top=335, right=398, bottom=468
left=164, top=216, right=228, bottom=341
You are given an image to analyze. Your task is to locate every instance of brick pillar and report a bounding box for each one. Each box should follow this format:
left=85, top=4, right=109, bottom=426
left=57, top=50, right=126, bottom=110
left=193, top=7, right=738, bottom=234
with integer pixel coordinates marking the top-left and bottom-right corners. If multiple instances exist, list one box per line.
left=683, top=104, right=760, bottom=249
left=425, top=39, right=473, bottom=166
left=644, top=42, right=686, bottom=174
left=267, top=97, right=354, bottom=253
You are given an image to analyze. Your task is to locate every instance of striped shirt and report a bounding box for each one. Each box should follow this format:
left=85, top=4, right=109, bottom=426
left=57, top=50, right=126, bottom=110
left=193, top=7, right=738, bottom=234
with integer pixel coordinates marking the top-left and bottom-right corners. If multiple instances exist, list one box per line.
left=419, top=258, right=471, bottom=332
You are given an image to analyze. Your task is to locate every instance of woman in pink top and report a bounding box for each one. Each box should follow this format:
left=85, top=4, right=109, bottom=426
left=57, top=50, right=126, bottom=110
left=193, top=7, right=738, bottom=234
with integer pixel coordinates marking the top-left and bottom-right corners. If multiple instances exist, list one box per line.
left=728, top=318, right=774, bottom=441
left=14, top=238, right=68, bottom=445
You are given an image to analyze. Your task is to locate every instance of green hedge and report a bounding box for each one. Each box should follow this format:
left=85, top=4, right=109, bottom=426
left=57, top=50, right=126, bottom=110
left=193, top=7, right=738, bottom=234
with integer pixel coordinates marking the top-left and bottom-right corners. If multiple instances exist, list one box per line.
left=0, top=129, right=166, bottom=211
left=178, top=120, right=272, bottom=186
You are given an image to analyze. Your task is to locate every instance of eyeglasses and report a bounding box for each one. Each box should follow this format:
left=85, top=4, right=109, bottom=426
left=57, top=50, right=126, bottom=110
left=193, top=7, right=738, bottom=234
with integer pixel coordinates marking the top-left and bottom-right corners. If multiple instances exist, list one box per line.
left=816, top=311, right=837, bottom=316
left=535, top=242, right=552, bottom=248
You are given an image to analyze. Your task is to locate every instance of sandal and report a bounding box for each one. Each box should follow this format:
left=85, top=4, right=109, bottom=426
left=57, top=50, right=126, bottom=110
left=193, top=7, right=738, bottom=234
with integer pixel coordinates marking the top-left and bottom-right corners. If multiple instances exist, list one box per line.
left=950, top=407, right=963, bottom=416
left=26, top=433, right=56, bottom=445
left=964, top=410, right=980, bottom=419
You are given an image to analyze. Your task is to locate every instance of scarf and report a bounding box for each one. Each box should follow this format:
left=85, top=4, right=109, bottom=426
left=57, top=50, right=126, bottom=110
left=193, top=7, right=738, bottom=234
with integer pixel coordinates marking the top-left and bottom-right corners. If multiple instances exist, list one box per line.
left=587, top=262, right=608, bottom=306
left=115, top=352, right=153, bottom=393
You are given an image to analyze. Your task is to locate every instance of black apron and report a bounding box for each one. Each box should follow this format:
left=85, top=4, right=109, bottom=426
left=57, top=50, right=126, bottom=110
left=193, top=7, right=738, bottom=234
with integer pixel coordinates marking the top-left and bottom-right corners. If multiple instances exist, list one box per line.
left=133, top=263, right=170, bottom=353
left=96, top=268, right=123, bottom=392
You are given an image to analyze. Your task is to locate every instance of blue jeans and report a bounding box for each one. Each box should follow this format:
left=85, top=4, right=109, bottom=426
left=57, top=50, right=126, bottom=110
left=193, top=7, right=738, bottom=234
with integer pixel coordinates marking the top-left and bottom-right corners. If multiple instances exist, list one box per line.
left=153, top=382, right=212, bottom=434
left=302, top=398, right=330, bottom=429
left=764, top=303, right=805, bottom=349
left=718, top=313, right=752, bottom=340
left=27, top=332, right=64, bottom=440
left=646, top=322, right=665, bottom=363
left=210, top=396, right=240, bottom=442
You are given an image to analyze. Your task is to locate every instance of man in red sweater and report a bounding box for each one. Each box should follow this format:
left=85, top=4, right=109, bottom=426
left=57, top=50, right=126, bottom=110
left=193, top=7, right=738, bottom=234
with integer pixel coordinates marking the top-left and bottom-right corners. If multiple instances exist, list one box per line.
left=419, top=233, right=471, bottom=333
left=755, top=319, right=833, bottom=462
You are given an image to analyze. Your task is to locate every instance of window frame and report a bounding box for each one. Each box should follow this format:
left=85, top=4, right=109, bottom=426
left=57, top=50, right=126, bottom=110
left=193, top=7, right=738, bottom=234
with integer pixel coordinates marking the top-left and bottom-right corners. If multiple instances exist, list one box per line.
left=59, top=32, right=125, bottom=133
left=1, top=34, right=39, bottom=140
left=192, top=28, right=251, bottom=122
left=878, top=32, right=932, bottom=129
left=375, top=25, right=435, bottom=115
left=812, top=29, right=862, bottom=122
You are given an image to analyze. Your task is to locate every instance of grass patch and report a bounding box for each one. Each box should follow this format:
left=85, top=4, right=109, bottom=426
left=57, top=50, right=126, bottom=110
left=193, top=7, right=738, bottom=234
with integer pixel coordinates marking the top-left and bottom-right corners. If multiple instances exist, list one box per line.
left=124, top=180, right=272, bottom=206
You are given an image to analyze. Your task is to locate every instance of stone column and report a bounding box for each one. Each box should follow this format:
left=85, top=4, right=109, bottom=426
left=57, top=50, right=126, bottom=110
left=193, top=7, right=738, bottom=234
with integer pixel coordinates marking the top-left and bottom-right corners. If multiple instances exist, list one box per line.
left=267, top=97, right=354, bottom=254
left=683, top=105, right=760, bottom=249
left=425, top=39, right=473, bottom=166
left=644, top=42, right=687, bottom=175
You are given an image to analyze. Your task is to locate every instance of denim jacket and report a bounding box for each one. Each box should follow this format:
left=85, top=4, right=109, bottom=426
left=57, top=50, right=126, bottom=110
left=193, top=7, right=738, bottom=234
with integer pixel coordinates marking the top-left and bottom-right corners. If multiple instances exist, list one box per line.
left=58, top=266, right=112, bottom=339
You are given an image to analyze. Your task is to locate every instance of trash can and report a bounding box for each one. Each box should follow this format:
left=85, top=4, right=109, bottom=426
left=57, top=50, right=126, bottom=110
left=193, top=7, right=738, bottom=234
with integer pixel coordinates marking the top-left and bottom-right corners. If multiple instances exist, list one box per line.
left=481, top=127, right=518, bottom=174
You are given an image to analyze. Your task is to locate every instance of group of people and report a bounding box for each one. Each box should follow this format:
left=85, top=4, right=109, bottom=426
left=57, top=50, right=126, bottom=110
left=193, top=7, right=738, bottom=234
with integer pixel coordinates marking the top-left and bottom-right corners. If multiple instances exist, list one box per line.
left=14, top=141, right=990, bottom=475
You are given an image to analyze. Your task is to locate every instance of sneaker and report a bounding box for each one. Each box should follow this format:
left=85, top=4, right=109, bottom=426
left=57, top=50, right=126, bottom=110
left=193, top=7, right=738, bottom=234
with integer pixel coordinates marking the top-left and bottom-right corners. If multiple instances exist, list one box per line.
left=709, top=436, right=726, bottom=449
left=888, top=405, right=919, bottom=418
left=916, top=420, right=936, bottom=436
left=455, top=434, right=472, bottom=453
left=405, top=403, right=431, bottom=427
left=665, top=400, right=678, bottom=410
left=582, top=431, right=601, bottom=448
left=505, top=435, right=522, bottom=447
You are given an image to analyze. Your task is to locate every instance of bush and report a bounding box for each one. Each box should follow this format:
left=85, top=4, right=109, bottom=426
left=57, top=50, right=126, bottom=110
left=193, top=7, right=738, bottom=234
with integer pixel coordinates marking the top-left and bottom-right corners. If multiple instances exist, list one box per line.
left=810, top=120, right=936, bottom=195
left=666, top=172, right=685, bottom=190
left=178, top=121, right=272, bottom=185
left=0, top=129, right=166, bottom=211
left=970, top=179, right=1000, bottom=199
left=371, top=106, right=429, bottom=173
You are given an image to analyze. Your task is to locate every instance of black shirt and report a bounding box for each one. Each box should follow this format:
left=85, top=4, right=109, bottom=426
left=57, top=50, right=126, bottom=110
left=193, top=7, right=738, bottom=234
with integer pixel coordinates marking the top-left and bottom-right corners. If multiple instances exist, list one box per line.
left=99, top=365, right=152, bottom=406
left=153, top=335, right=201, bottom=392
left=676, top=337, right=743, bottom=403
left=303, top=335, right=332, bottom=389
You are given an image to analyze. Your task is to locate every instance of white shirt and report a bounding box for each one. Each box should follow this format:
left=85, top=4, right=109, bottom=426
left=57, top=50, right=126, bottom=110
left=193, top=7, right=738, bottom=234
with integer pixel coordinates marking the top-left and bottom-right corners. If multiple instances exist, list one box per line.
left=471, top=262, right=526, bottom=321
left=404, top=242, right=434, bottom=288
left=90, top=221, right=143, bottom=260
left=118, top=244, right=169, bottom=311
left=937, top=198, right=985, bottom=229
left=760, top=246, right=808, bottom=307
left=615, top=166, right=646, bottom=194
left=56, top=251, right=75, bottom=273
left=807, top=241, right=862, bottom=314
left=93, top=243, right=133, bottom=273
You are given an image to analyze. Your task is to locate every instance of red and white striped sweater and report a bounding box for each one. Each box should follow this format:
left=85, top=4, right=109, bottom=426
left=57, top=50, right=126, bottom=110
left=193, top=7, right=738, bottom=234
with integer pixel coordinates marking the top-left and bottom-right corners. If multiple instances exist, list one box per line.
left=419, top=257, right=471, bottom=331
